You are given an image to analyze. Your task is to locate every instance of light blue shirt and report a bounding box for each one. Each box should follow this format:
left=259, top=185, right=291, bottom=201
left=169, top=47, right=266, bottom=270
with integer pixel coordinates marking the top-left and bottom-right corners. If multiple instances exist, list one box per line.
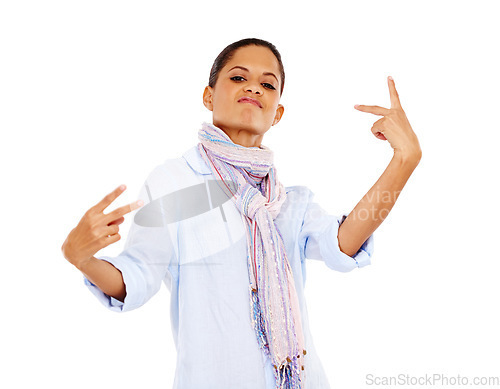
left=84, top=144, right=374, bottom=389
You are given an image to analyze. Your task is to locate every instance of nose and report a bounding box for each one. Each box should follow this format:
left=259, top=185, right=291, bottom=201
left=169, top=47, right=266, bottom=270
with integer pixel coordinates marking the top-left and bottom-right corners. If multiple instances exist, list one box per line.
left=245, top=81, right=262, bottom=95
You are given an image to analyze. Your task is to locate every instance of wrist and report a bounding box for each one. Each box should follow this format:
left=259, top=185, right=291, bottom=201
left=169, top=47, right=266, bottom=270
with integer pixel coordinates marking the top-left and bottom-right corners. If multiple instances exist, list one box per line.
left=393, top=149, right=422, bottom=167
left=75, top=256, right=96, bottom=272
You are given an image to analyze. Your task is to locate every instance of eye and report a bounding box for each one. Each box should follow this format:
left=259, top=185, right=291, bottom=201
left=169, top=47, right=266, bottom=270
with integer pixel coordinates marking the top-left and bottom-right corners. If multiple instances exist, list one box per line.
left=230, top=76, right=245, bottom=82
left=262, top=83, right=276, bottom=90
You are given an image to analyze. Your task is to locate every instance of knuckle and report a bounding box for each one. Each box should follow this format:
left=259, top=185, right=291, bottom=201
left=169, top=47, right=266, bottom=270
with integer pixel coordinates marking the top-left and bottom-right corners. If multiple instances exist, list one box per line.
left=116, top=209, right=126, bottom=219
left=102, top=194, right=113, bottom=205
left=85, top=207, right=98, bottom=219
left=106, top=209, right=117, bottom=220
left=91, top=229, right=100, bottom=240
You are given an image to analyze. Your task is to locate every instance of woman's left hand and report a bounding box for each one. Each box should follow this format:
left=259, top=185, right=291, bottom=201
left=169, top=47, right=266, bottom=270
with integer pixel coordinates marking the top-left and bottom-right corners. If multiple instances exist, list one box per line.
left=354, top=76, right=422, bottom=162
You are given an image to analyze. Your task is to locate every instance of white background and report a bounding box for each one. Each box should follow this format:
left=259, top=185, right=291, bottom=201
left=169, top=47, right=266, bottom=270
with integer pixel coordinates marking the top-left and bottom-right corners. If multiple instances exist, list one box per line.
left=1, top=0, right=499, bottom=388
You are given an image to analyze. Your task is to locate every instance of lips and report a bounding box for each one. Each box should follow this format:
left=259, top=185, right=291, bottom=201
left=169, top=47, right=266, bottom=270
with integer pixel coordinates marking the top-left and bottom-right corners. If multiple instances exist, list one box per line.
left=238, top=97, right=262, bottom=108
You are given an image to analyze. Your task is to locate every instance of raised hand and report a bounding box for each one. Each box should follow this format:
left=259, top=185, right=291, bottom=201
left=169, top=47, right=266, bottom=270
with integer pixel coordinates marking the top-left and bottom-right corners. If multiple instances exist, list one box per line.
left=61, top=185, right=144, bottom=269
left=354, top=76, right=422, bottom=161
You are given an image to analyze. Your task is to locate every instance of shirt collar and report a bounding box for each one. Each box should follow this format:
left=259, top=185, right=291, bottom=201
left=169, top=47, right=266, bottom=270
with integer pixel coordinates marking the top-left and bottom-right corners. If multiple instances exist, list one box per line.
left=182, top=145, right=212, bottom=175
left=182, top=144, right=292, bottom=193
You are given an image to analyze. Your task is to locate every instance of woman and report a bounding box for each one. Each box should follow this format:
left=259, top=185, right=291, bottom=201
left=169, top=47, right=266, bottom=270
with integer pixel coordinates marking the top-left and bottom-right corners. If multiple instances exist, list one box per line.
left=62, top=38, right=421, bottom=389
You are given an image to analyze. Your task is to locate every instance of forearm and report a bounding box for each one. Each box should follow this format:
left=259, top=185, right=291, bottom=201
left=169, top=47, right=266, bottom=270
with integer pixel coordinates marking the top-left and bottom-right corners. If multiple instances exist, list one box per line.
left=78, top=257, right=127, bottom=303
left=338, top=151, right=421, bottom=257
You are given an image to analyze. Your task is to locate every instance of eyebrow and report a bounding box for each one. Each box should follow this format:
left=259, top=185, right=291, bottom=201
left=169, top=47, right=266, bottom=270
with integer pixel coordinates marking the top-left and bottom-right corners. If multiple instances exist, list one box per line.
left=227, top=66, right=279, bottom=85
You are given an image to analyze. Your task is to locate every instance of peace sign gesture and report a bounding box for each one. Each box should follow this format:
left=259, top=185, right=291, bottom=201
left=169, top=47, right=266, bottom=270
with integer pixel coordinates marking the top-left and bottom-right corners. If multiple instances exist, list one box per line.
left=61, top=185, right=144, bottom=269
left=355, top=76, right=422, bottom=161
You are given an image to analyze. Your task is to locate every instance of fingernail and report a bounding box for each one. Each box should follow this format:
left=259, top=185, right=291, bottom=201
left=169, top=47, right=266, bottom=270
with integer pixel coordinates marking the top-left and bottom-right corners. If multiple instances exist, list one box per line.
left=137, top=200, right=144, bottom=207
left=388, top=76, right=393, bottom=81
left=119, top=185, right=126, bottom=191
left=354, top=104, right=360, bottom=109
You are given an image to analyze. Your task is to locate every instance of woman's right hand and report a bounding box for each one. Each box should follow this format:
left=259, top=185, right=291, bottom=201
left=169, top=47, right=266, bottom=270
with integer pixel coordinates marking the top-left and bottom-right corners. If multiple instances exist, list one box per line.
left=61, top=185, right=144, bottom=269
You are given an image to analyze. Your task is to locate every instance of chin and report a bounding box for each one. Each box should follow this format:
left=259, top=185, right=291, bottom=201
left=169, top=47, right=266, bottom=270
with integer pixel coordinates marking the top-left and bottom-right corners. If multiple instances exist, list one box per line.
left=218, top=119, right=260, bottom=133
left=237, top=117, right=273, bottom=132
left=237, top=120, right=262, bottom=131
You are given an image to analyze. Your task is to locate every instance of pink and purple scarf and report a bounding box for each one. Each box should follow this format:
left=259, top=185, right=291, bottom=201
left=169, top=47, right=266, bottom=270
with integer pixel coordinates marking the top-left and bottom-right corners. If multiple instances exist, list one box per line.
left=197, top=122, right=306, bottom=388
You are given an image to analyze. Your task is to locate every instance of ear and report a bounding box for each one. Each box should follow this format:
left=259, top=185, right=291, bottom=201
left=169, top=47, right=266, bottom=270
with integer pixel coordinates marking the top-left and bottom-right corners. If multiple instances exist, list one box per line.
left=203, top=86, right=214, bottom=111
left=272, top=104, right=284, bottom=126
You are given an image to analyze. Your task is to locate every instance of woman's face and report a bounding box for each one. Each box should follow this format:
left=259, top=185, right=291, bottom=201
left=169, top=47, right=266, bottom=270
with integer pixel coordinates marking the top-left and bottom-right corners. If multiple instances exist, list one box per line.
left=203, top=45, right=284, bottom=148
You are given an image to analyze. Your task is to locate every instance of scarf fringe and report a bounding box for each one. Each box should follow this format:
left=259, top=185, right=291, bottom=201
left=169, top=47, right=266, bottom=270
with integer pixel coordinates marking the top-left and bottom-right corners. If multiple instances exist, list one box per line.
left=250, top=286, right=270, bottom=354
left=250, top=287, right=304, bottom=389
left=274, top=357, right=304, bottom=389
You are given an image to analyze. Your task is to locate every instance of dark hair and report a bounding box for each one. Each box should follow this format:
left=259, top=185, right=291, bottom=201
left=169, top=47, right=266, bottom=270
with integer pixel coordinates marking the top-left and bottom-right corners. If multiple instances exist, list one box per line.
left=208, top=38, right=285, bottom=96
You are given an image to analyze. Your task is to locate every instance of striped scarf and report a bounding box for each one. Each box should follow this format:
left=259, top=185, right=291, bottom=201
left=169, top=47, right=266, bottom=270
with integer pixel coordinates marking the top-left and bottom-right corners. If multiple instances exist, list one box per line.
left=197, top=122, right=306, bottom=388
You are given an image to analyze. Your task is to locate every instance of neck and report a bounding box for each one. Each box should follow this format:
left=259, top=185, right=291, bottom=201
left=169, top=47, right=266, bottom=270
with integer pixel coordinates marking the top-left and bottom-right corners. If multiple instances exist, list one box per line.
left=215, top=123, right=264, bottom=148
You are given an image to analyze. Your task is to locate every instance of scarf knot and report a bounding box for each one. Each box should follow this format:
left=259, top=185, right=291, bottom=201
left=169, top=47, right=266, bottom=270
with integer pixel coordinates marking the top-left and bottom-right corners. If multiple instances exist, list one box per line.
left=236, top=183, right=267, bottom=220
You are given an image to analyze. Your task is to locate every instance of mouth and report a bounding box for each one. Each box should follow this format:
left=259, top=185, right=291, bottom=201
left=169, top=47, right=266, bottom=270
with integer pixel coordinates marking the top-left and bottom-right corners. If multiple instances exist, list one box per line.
left=238, top=97, right=262, bottom=108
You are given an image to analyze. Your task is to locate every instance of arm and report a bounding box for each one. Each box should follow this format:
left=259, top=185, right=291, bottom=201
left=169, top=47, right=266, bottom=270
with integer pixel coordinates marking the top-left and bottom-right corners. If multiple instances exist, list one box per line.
left=339, top=76, right=422, bottom=257
left=338, top=152, right=420, bottom=257
left=80, top=165, right=178, bottom=312
left=77, top=256, right=126, bottom=303
left=297, top=185, right=374, bottom=272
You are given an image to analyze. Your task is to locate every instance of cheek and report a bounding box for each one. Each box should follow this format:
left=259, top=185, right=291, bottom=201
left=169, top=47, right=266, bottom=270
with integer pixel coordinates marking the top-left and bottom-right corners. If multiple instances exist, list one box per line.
left=267, top=97, right=280, bottom=112
left=213, top=84, right=234, bottom=107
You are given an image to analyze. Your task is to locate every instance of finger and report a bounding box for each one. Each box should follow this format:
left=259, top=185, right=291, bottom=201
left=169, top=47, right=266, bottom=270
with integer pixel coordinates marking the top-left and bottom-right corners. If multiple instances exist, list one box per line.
left=354, top=105, right=390, bottom=116
left=104, top=199, right=144, bottom=223
left=387, top=76, right=402, bottom=109
left=102, top=233, right=121, bottom=245
left=371, top=118, right=387, bottom=141
left=108, top=216, right=125, bottom=226
left=372, top=129, right=387, bottom=140
left=93, top=185, right=127, bottom=213
left=105, top=224, right=120, bottom=236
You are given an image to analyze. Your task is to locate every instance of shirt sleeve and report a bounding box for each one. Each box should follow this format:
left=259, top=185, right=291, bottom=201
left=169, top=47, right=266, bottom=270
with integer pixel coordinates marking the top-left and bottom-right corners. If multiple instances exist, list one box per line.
left=298, top=187, right=374, bottom=272
left=83, top=166, right=177, bottom=312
